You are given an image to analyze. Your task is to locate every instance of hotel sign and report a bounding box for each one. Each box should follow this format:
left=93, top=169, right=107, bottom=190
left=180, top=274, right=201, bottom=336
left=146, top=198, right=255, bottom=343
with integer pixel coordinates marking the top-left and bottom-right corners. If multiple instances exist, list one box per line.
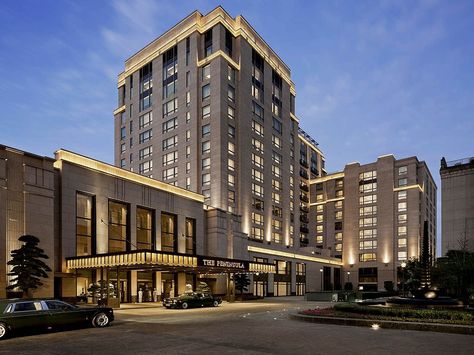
left=197, top=256, right=249, bottom=271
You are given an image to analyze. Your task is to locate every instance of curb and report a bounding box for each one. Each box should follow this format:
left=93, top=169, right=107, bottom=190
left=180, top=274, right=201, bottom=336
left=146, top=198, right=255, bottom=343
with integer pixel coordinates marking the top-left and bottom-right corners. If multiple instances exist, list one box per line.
left=290, top=313, right=474, bottom=335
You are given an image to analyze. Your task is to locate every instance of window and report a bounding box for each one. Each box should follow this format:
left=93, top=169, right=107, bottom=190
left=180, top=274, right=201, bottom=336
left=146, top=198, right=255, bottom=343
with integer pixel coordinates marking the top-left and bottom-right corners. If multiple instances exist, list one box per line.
left=202, top=157, right=210, bottom=170
left=359, top=217, right=377, bottom=227
left=316, top=194, right=324, bottom=202
left=228, top=142, right=235, bottom=155
left=272, top=231, right=282, bottom=244
left=398, top=238, right=407, bottom=248
left=186, top=71, right=190, bottom=87
left=252, top=169, right=263, bottom=183
left=202, top=141, right=210, bottom=154
left=398, top=166, right=408, bottom=175
left=252, top=153, right=264, bottom=169
left=252, top=183, right=264, bottom=197
left=252, top=120, right=264, bottom=137
left=185, top=218, right=196, bottom=255
left=120, top=127, right=126, bottom=140
left=139, top=146, right=152, bottom=160
left=76, top=193, right=95, bottom=256
left=316, top=205, right=324, bottom=213
left=316, top=225, right=323, bottom=233
left=272, top=192, right=281, bottom=204
left=120, top=159, right=125, bottom=168
left=335, top=243, right=343, bottom=252
left=398, top=202, right=407, bottom=212
left=228, top=158, right=235, bottom=171
left=398, top=226, right=407, bottom=236
left=163, top=98, right=178, bottom=117
left=252, top=84, right=263, bottom=102
left=228, top=125, right=235, bottom=138
left=162, top=135, right=178, bottom=150
left=359, top=194, right=377, bottom=205
left=398, top=191, right=407, bottom=200
left=251, top=227, right=264, bottom=241
left=162, top=151, right=178, bottom=166
left=202, top=64, right=210, bottom=80
left=272, top=179, right=282, bottom=191
left=202, top=173, right=211, bottom=186
left=252, top=212, right=264, bottom=225
left=108, top=201, right=129, bottom=253
left=137, top=207, right=153, bottom=250
left=335, top=232, right=343, bottom=241
left=228, top=106, right=235, bottom=120
left=139, top=129, right=152, bottom=144
left=186, top=111, right=191, bottom=123
left=139, top=62, right=153, bottom=111
left=120, top=143, right=126, bottom=154
left=359, top=240, right=377, bottom=250
left=163, top=167, right=178, bottom=180
left=398, top=178, right=408, bottom=187
left=161, top=213, right=176, bottom=252
left=162, top=117, right=177, bottom=133
left=139, top=160, right=153, bottom=174
left=252, top=198, right=264, bottom=211
left=272, top=117, right=282, bottom=134
left=186, top=91, right=190, bottom=106
left=228, top=65, right=235, bottom=82
left=398, top=251, right=407, bottom=261
left=398, top=214, right=407, bottom=223
left=272, top=135, right=281, bottom=149
left=335, top=211, right=343, bottom=220
left=359, top=253, right=377, bottom=262
left=272, top=151, right=282, bottom=165
left=359, top=182, right=377, bottom=193
left=359, top=205, right=377, bottom=216
left=202, top=124, right=210, bottom=137
left=228, top=174, right=235, bottom=187
left=272, top=165, right=281, bottom=178
left=204, top=29, right=212, bottom=57
left=335, top=200, right=343, bottom=209
left=202, top=105, right=210, bottom=119
left=359, top=229, right=377, bottom=239
left=186, top=37, right=190, bottom=65
left=139, top=111, right=153, bottom=129
left=252, top=138, right=264, bottom=153
left=227, top=85, right=235, bottom=102
left=359, top=170, right=377, bottom=181
left=186, top=146, right=191, bottom=158
left=202, top=84, right=210, bottom=100
left=316, top=215, right=323, bottom=223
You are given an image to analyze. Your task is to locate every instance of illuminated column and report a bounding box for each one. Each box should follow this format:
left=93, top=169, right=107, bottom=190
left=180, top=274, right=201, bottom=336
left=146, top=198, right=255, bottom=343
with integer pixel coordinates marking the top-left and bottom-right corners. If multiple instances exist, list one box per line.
left=130, top=270, right=137, bottom=302
left=155, top=272, right=162, bottom=301
left=177, top=272, right=186, bottom=295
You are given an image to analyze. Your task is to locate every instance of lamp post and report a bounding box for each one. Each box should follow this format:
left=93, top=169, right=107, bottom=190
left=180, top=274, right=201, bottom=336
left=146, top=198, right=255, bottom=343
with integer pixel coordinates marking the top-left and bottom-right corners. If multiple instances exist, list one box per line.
left=320, top=268, right=323, bottom=291
left=346, top=271, right=350, bottom=285
left=401, top=261, right=407, bottom=297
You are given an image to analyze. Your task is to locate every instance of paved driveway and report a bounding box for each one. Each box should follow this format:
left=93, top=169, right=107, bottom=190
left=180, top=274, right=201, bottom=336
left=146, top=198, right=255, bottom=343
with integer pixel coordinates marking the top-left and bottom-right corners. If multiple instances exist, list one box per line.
left=0, top=297, right=472, bottom=354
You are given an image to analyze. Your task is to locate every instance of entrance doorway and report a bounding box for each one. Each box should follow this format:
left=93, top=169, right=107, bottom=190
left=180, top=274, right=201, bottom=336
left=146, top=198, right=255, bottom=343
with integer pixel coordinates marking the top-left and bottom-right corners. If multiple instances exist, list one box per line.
left=253, top=281, right=267, bottom=297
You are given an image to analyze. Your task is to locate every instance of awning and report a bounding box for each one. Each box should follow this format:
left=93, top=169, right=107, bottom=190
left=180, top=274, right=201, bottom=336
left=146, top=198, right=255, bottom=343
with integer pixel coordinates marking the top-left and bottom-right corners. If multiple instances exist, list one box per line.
left=66, top=250, right=275, bottom=274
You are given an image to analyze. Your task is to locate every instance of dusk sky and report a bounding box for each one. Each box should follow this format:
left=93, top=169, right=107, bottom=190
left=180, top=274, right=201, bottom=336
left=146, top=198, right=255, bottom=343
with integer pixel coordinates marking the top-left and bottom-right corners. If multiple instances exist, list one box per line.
left=1, top=0, right=473, bottom=253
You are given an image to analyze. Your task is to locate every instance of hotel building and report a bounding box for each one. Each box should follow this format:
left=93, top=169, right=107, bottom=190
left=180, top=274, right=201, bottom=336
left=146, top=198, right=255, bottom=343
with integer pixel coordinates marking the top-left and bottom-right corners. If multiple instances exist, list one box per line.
left=1, top=144, right=341, bottom=302
left=112, top=7, right=334, bottom=297
left=310, top=155, right=437, bottom=291
left=440, top=156, right=474, bottom=254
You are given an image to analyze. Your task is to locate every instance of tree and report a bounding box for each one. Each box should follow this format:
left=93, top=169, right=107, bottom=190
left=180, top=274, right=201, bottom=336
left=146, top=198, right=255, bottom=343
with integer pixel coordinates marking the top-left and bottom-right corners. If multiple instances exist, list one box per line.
left=384, top=281, right=394, bottom=294
left=233, top=274, right=250, bottom=300
left=397, top=258, right=422, bottom=295
left=7, top=235, right=51, bottom=298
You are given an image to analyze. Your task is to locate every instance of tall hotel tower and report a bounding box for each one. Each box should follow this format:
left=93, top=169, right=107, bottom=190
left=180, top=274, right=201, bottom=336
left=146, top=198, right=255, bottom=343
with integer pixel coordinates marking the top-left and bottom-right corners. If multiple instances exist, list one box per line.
left=113, top=7, right=325, bottom=258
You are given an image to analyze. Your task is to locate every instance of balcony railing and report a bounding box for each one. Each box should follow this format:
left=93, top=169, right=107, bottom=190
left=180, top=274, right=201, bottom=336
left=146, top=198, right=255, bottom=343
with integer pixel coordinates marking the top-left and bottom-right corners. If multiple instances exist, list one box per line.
left=299, top=169, right=309, bottom=180
left=300, top=206, right=309, bottom=213
left=300, top=159, right=309, bottom=168
left=300, top=194, right=309, bottom=203
left=299, top=183, right=309, bottom=192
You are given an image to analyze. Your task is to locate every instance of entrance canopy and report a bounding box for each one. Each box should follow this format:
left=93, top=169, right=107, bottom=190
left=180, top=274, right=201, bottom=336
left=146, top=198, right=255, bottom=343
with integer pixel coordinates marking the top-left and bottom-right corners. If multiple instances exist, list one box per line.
left=66, top=250, right=275, bottom=274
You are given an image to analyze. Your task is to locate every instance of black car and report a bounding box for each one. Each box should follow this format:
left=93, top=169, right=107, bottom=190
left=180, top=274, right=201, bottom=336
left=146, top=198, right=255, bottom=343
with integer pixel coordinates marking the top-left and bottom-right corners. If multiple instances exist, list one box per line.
left=0, top=299, right=114, bottom=340
left=163, top=292, right=222, bottom=309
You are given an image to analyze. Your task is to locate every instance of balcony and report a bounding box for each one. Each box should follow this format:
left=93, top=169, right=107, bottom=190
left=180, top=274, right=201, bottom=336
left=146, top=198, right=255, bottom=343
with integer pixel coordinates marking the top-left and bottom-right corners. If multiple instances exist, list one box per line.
left=310, top=166, right=319, bottom=175
left=299, top=182, right=309, bottom=192
left=300, top=159, right=309, bottom=168
left=300, top=206, right=309, bottom=213
left=300, top=215, right=309, bottom=224
left=300, top=225, right=309, bottom=234
left=300, top=237, right=309, bottom=247
left=299, top=169, right=309, bottom=180
left=300, top=194, right=309, bottom=203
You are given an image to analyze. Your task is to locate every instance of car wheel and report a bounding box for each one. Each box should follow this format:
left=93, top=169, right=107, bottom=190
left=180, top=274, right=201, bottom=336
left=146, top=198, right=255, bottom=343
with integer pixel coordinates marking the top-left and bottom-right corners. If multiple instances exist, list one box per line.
left=0, top=323, right=8, bottom=340
left=181, top=302, right=188, bottom=309
left=92, top=312, right=110, bottom=328
left=213, top=300, right=219, bottom=307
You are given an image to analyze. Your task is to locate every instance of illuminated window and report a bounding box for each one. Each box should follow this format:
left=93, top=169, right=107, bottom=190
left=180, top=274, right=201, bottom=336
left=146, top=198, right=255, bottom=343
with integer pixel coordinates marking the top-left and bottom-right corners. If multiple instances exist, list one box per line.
left=251, top=227, right=264, bottom=240
left=252, top=169, right=263, bottom=183
left=316, top=205, right=324, bottom=213
left=108, top=201, right=129, bottom=253
left=228, top=158, right=235, bottom=171
left=359, top=229, right=377, bottom=239
left=228, top=174, right=235, bottom=187
left=359, top=205, right=377, bottom=216
left=76, top=193, right=95, bottom=256
left=185, top=218, right=196, bottom=255
left=359, top=182, right=377, bottom=193
left=316, top=194, right=324, bottom=202
left=335, top=211, right=343, bottom=220
left=316, top=214, right=323, bottom=223
left=398, top=251, right=407, bottom=261
left=252, top=120, right=264, bottom=137
left=359, top=217, right=377, bottom=227
left=161, top=213, right=176, bottom=252
left=252, top=183, right=264, bottom=197
left=335, top=232, right=343, bottom=241
left=335, top=200, right=343, bottom=209
left=272, top=192, right=281, bottom=204
left=136, top=207, right=153, bottom=250
left=316, top=225, right=323, bottom=233
left=228, top=106, right=235, bottom=120
left=398, top=214, right=407, bottom=223
left=228, top=142, right=235, bottom=155
left=398, top=202, right=407, bottom=212
left=335, top=243, right=342, bottom=252
left=398, top=238, right=407, bottom=248
left=398, top=226, right=407, bottom=236
left=398, top=191, right=407, bottom=200
left=359, top=194, right=377, bottom=205
left=359, top=253, right=377, bottom=262
left=272, top=135, right=281, bottom=149
left=359, top=240, right=377, bottom=250
left=252, top=212, right=264, bottom=226
left=359, top=170, right=377, bottom=181
left=252, top=138, right=264, bottom=153
left=252, top=153, right=264, bottom=169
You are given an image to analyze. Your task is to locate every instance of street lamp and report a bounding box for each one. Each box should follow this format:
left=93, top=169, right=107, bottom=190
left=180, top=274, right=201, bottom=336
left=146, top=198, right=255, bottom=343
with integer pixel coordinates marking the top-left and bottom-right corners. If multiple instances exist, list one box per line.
left=346, top=271, right=350, bottom=284
left=320, top=268, right=323, bottom=291
left=401, top=261, right=407, bottom=297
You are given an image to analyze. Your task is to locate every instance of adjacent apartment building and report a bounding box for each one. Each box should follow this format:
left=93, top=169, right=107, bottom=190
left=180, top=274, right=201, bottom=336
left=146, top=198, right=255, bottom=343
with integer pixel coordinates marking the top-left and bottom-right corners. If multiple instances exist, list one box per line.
left=440, top=156, right=474, bottom=254
left=310, top=155, right=437, bottom=291
left=113, top=7, right=331, bottom=295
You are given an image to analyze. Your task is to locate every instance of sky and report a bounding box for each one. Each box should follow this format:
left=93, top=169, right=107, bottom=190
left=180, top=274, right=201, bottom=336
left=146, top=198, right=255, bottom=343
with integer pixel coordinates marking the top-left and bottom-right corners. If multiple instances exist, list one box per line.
left=1, top=0, right=473, bottom=254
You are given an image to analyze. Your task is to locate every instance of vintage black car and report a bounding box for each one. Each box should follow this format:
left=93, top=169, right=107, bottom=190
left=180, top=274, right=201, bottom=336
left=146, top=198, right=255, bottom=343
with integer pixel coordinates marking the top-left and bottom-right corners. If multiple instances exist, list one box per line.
left=0, top=299, right=114, bottom=339
left=163, top=292, right=222, bottom=309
